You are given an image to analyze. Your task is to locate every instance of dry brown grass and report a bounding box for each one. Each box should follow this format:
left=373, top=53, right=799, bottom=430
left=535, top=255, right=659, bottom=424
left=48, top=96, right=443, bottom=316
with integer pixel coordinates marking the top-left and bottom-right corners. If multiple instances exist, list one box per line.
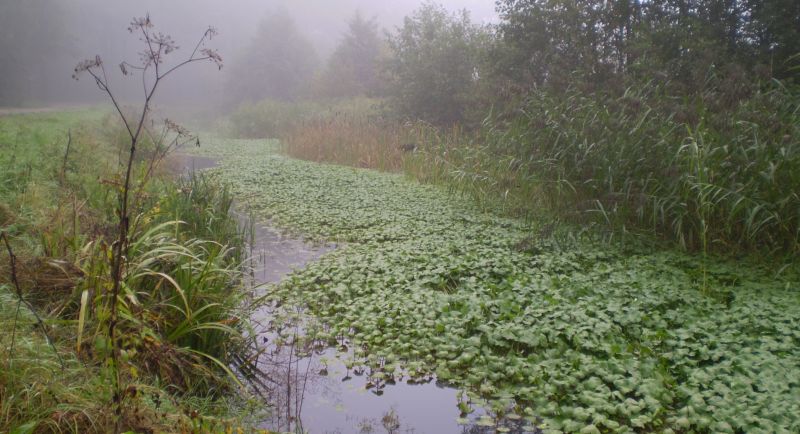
left=283, top=113, right=472, bottom=174
left=284, top=115, right=409, bottom=171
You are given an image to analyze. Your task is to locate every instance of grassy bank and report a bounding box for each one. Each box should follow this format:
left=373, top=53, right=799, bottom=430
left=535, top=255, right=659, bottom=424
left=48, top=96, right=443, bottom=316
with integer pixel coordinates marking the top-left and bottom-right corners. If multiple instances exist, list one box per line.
left=0, top=111, right=259, bottom=433
left=200, top=138, right=800, bottom=433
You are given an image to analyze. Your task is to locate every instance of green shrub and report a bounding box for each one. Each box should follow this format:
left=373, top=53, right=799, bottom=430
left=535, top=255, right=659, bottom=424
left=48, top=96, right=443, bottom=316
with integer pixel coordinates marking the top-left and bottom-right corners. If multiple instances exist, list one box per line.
left=227, top=99, right=319, bottom=138
left=123, top=172, right=249, bottom=391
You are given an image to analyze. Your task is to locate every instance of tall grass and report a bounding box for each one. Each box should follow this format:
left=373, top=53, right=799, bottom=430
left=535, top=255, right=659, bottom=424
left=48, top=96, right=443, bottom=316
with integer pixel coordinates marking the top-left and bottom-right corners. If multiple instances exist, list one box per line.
left=0, top=289, right=113, bottom=432
left=462, top=79, right=800, bottom=253
left=227, top=97, right=382, bottom=139
left=0, top=284, right=249, bottom=433
left=286, top=114, right=419, bottom=171
left=1, top=173, right=253, bottom=432
left=1, top=112, right=257, bottom=432
left=0, top=112, right=114, bottom=245
left=125, top=173, right=250, bottom=391
left=271, top=78, right=800, bottom=254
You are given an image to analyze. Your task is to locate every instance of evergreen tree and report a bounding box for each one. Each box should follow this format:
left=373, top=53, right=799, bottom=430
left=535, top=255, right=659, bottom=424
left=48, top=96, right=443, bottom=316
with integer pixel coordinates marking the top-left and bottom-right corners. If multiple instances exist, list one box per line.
left=226, top=8, right=318, bottom=105
left=316, top=12, right=383, bottom=98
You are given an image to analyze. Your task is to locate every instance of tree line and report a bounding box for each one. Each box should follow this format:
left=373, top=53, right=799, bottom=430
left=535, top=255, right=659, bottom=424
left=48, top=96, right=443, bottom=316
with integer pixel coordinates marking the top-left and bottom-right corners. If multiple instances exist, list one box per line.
left=226, top=0, right=799, bottom=125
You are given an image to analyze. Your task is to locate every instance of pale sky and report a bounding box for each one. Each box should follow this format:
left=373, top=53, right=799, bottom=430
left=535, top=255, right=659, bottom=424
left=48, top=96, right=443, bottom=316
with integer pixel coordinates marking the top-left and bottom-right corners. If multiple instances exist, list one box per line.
left=3, top=0, right=501, bottom=104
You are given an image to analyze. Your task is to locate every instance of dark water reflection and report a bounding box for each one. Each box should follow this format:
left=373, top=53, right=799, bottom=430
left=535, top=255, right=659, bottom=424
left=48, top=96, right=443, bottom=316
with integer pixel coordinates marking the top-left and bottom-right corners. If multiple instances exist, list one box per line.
left=243, top=218, right=536, bottom=434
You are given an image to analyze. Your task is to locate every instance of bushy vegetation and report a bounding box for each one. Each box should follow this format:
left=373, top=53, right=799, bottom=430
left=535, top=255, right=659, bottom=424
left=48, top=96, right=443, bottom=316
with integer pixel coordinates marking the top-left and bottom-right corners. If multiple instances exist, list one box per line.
left=227, top=96, right=385, bottom=139
left=0, top=112, right=257, bottom=433
left=384, top=3, right=488, bottom=125
left=227, top=99, right=314, bottom=139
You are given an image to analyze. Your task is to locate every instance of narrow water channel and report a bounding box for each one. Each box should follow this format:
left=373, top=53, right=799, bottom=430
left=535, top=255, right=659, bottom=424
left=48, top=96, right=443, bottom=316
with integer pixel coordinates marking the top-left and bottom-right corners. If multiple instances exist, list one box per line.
left=172, top=155, right=536, bottom=434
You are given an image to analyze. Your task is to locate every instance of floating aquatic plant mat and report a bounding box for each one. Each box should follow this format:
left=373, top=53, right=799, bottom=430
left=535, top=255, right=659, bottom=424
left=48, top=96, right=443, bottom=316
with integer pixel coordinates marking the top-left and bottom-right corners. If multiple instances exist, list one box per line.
left=200, top=138, right=799, bottom=433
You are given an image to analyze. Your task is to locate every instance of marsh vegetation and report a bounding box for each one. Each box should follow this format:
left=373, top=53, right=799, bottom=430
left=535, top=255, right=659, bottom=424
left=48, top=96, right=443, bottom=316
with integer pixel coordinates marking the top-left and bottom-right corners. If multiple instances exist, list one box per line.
left=2, top=1, right=799, bottom=433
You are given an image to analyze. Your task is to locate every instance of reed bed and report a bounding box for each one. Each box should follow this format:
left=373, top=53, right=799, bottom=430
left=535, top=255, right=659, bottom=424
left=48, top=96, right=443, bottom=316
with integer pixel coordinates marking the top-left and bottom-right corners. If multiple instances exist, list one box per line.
left=270, top=78, right=800, bottom=255
left=467, top=79, right=800, bottom=254
left=286, top=115, right=414, bottom=171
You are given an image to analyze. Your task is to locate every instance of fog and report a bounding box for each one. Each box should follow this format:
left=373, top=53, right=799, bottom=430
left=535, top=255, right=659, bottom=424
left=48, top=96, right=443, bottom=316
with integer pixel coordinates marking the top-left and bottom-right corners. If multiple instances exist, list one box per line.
left=0, top=0, right=497, bottom=108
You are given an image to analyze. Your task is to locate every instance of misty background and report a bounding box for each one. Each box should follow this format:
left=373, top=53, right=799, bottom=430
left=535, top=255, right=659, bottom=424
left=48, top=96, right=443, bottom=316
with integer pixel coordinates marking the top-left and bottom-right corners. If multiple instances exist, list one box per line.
left=0, top=0, right=497, bottom=108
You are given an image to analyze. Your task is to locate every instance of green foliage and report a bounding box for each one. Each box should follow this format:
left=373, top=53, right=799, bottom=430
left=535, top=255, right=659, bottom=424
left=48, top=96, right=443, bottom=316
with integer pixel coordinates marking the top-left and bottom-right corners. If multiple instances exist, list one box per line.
left=226, top=96, right=384, bottom=139
left=153, top=172, right=245, bottom=250
left=227, top=99, right=321, bottom=139
left=414, top=78, right=800, bottom=254
left=745, top=0, right=800, bottom=79
left=128, top=172, right=249, bottom=368
left=385, top=2, right=488, bottom=125
left=0, top=110, right=112, bottom=249
left=1, top=113, right=256, bottom=432
left=493, top=0, right=800, bottom=93
left=200, top=137, right=800, bottom=433
left=495, top=0, right=625, bottom=90
left=0, top=283, right=250, bottom=432
left=247, top=72, right=800, bottom=255
left=0, top=289, right=112, bottom=432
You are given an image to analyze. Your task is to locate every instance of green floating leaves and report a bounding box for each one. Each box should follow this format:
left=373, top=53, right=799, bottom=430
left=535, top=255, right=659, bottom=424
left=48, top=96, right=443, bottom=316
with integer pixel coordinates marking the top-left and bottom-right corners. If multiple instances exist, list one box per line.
left=202, top=138, right=800, bottom=433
